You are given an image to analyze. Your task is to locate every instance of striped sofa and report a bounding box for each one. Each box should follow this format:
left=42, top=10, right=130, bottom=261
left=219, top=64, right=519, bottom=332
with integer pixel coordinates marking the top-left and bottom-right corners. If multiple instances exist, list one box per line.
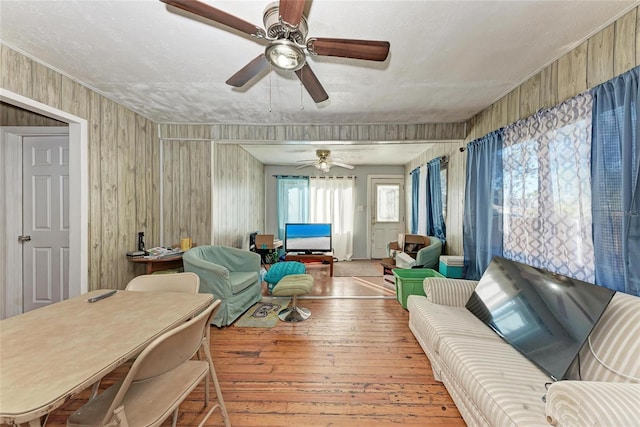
left=407, top=278, right=640, bottom=427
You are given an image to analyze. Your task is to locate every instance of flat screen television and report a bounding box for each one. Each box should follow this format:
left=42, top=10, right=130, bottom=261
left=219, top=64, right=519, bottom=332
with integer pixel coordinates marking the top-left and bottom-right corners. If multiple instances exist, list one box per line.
left=465, top=256, right=615, bottom=381
left=284, top=223, right=332, bottom=254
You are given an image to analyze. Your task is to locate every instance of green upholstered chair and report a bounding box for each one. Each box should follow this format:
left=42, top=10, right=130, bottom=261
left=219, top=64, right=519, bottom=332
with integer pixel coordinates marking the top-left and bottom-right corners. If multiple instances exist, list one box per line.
left=183, top=245, right=262, bottom=327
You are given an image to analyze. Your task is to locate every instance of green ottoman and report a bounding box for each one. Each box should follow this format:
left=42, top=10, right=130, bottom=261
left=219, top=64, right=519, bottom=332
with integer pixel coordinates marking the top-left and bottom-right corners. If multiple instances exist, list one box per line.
left=272, top=274, right=314, bottom=322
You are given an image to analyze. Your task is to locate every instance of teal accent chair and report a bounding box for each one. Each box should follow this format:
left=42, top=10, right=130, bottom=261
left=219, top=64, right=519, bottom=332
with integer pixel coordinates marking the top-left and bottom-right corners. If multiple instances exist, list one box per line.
left=183, top=245, right=262, bottom=327
left=387, top=235, right=443, bottom=270
left=414, top=236, right=443, bottom=269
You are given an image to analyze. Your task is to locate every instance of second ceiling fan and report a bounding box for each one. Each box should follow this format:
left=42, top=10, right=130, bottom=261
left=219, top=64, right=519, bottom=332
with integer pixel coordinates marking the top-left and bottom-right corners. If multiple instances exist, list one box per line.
left=296, top=149, right=354, bottom=173
left=160, top=0, right=390, bottom=103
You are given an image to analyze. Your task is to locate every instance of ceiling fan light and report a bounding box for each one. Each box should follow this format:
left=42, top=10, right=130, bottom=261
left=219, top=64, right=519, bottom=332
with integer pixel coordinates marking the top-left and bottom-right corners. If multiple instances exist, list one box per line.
left=265, top=39, right=305, bottom=71
left=319, top=160, right=330, bottom=172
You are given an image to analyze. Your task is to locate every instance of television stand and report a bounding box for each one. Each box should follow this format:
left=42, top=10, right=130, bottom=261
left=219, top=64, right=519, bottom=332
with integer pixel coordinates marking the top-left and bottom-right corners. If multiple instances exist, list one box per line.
left=284, top=252, right=334, bottom=277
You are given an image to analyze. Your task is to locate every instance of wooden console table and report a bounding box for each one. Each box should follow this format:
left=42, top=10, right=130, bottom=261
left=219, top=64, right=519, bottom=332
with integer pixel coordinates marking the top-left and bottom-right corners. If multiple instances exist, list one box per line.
left=128, top=255, right=183, bottom=274
left=284, top=253, right=334, bottom=276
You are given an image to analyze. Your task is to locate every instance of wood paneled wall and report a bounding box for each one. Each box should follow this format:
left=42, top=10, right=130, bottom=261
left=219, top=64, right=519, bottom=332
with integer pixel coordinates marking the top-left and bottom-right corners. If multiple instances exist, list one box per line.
left=0, top=101, right=66, bottom=126
left=211, top=122, right=465, bottom=142
left=1, top=44, right=159, bottom=290
left=212, top=143, right=264, bottom=249
left=158, top=124, right=213, bottom=248
left=157, top=125, right=265, bottom=251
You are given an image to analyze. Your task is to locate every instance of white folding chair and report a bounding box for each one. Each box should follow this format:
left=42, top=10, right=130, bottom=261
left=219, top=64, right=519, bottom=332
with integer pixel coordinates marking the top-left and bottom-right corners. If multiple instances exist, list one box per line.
left=88, top=272, right=202, bottom=400
left=67, top=300, right=230, bottom=427
left=125, top=272, right=200, bottom=293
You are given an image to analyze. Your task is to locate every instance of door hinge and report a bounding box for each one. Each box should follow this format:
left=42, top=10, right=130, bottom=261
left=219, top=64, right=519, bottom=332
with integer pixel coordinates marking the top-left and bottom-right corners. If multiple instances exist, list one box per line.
left=18, top=235, right=31, bottom=242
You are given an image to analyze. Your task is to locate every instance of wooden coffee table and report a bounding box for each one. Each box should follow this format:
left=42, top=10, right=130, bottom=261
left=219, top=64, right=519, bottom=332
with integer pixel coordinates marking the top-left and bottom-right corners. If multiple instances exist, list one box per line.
left=380, top=261, right=396, bottom=285
left=284, top=253, right=334, bottom=276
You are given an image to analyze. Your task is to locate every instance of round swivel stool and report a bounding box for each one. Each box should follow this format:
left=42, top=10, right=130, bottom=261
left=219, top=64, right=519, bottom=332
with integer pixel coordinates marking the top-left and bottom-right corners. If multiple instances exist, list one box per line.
left=271, top=274, right=314, bottom=322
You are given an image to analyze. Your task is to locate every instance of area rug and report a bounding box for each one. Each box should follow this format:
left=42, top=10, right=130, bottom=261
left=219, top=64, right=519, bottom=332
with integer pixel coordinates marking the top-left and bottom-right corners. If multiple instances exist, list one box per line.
left=333, top=260, right=383, bottom=277
left=234, top=298, right=290, bottom=328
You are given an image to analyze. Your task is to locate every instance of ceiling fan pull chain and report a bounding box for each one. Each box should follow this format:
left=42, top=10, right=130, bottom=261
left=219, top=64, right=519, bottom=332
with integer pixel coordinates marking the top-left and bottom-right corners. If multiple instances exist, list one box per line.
left=300, top=81, right=304, bottom=110
left=269, top=64, right=272, bottom=113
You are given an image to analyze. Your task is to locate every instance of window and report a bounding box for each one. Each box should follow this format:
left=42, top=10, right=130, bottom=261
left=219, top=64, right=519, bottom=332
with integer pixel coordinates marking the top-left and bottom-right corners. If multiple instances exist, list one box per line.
left=376, top=184, right=400, bottom=222
left=440, top=160, right=448, bottom=221
left=276, top=176, right=309, bottom=240
left=502, top=94, right=595, bottom=282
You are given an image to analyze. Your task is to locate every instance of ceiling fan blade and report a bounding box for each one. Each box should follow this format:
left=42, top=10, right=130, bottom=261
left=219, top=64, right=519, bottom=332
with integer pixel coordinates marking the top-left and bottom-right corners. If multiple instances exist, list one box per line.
left=308, top=38, right=390, bottom=61
left=331, top=161, right=355, bottom=170
left=295, top=64, right=329, bottom=103
left=279, top=0, right=306, bottom=27
left=296, top=164, right=314, bottom=169
left=226, top=54, right=269, bottom=87
left=160, top=0, right=262, bottom=37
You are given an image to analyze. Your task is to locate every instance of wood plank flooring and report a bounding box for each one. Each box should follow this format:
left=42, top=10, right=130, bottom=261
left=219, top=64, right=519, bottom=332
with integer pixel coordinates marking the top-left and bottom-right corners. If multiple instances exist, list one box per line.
left=42, top=267, right=464, bottom=426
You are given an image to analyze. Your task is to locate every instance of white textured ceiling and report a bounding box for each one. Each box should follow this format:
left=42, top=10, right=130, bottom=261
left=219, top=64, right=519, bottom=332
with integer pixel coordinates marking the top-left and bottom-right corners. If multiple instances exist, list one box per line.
left=0, top=0, right=636, bottom=166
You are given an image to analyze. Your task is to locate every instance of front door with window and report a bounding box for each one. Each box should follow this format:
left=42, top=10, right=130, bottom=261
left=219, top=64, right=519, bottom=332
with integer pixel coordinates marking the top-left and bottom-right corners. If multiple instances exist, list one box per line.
left=370, top=177, right=404, bottom=259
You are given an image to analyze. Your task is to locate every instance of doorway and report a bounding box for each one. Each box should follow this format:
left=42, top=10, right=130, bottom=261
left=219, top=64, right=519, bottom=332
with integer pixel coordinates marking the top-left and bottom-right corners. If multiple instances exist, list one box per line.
left=0, top=89, right=88, bottom=319
left=368, top=175, right=405, bottom=259
left=2, top=128, right=70, bottom=315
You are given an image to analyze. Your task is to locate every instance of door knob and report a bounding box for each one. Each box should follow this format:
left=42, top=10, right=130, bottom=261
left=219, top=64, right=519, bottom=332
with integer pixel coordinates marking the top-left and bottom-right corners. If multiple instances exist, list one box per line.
left=18, top=235, right=31, bottom=242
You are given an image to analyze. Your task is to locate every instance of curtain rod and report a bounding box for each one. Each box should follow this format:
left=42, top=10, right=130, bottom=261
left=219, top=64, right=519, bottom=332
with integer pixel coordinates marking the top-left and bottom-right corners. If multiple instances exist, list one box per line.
left=273, top=175, right=356, bottom=179
left=424, top=155, right=448, bottom=167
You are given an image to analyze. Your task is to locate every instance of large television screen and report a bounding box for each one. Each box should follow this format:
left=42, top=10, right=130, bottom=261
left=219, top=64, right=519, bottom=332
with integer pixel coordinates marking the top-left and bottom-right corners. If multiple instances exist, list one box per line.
left=284, top=223, right=332, bottom=254
left=465, top=256, right=615, bottom=381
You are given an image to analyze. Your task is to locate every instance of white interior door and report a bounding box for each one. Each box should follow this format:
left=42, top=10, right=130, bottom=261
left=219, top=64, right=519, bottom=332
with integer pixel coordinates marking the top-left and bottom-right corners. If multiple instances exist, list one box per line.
left=22, top=135, right=70, bottom=312
left=370, top=177, right=404, bottom=259
left=0, top=91, right=89, bottom=320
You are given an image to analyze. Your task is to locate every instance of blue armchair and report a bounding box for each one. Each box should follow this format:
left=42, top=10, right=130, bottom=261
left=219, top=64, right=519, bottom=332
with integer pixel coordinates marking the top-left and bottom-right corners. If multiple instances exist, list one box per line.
left=182, top=245, right=262, bottom=327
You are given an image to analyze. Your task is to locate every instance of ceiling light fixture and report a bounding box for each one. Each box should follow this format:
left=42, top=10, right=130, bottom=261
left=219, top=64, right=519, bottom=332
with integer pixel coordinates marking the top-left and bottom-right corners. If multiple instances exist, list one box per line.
left=265, top=39, right=306, bottom=71
left=316, top=160, right=330, bottom=173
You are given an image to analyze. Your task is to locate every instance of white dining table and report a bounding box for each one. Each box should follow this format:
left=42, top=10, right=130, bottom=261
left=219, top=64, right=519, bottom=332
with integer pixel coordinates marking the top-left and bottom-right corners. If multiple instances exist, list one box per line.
left=0, top=289, right=213, bottom=426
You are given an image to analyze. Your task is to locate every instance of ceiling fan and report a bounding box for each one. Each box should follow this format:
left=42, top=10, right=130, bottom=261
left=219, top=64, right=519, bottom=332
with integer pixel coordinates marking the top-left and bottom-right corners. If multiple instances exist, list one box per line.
left=296, top=149, right=354, bottom=172
left=159, top=0, right=390, bottom=103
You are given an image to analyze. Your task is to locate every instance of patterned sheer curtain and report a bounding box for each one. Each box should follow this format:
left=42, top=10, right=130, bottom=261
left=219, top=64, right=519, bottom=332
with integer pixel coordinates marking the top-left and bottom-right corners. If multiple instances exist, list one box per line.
left=276, top=176, right=309, bottom=240
left=502, top=93, right=595, bottom=281
left=309, top=177, right=355, bottom=261
left=591, top=67, right=640, bottom=296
